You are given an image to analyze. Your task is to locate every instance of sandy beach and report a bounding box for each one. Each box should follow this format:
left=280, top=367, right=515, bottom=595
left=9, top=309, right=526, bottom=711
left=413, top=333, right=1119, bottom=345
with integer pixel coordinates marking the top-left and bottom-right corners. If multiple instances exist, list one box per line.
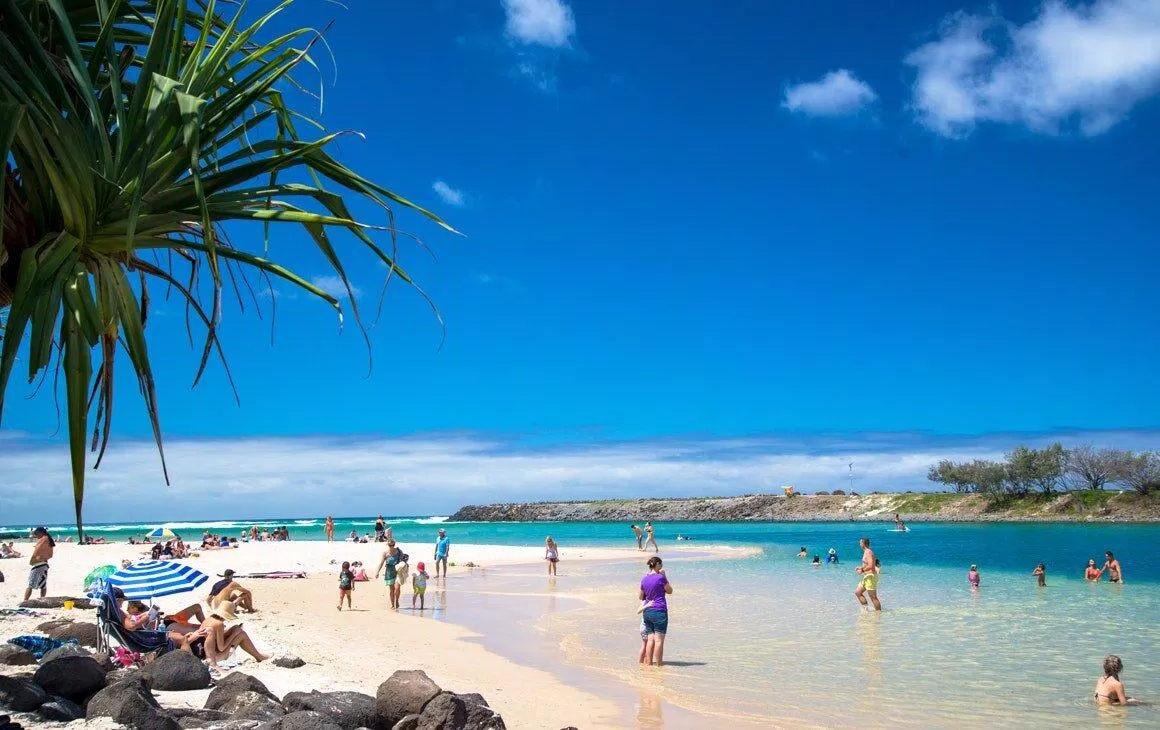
left=1, top=539, right=745, bottom=728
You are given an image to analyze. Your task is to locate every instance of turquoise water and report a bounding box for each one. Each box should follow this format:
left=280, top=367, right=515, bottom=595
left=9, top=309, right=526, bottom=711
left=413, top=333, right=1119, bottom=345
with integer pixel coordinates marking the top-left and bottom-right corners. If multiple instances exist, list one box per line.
left=10, top=517, right=1160, bottom=726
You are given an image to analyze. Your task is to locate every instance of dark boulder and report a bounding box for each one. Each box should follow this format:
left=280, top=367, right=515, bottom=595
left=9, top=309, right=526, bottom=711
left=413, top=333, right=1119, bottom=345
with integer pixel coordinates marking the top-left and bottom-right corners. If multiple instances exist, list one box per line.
left=107, top=666, right=144, bottom=686
left=459, top=695, right=505, bottom=729
left=32, top=655, right=106, bottom=703
left=40, top=644, right=94, bottom=665
left=47, top=620, right=101, bottom=647
left=205, top=672, right=278, bottom=710
left=0, top=675, right=48, bottom=712
left=167, top=707, right=231, bottom=729
left=414, top=692, right=466, bottom=729
left=142, top=648, right=212, bottom=691
left=374, top=670, right=441, bottom=729
left=219, top=690, right=286, bottom=722
left=392, top=716, right=420, bottom=730
left=36, top=619, right=75, bottom=633
left=282, top=690, right=375, bottom=729
left=271, top=655, right=305, bottom=669
left=18, top=596, right=95, bottom=610
left=36, top=695, right=86, bottom=721
left=0, top=645, right=36, bottom=666
left=86, top=676, right=180, bottom=730
left=281, top=710, right=343, bottom=730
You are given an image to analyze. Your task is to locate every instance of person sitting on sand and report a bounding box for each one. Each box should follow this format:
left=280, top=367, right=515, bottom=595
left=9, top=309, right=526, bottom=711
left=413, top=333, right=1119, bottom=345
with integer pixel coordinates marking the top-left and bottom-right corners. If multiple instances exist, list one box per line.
left=161, top=602, right=206, bottom=634
left=1095, top=655, right=1137, bottom=705
left=348, top=529, right=359, bottom=542
left=968, top=564, right=981, bottom=589
left=0, top=542, right=20, bottom=558
left=191, top=601, right=270, bottom=671
left=1033, top=563, right=1047, bottom=587
left=1102, top=551, right=1123, bottom=583
left=208, top=569, right=254, bottom=612
left=797, top=547, right=808, bottom=558
left=351, top=561, right=369, bottom=582
left=1085, top=559, right=1103, bottom=581
left=122, top=600, right=191, bottom=647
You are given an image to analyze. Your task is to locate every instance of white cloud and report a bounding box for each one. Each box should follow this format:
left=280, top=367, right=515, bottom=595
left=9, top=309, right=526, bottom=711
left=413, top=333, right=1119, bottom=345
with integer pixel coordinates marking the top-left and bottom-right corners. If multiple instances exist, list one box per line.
left=905, top=0, right=1160, bottom=137
left=432, top=180, right=465, bottom=207
left=782, top=69, right=878, bottom=117
left=513, top=61, right=557, bottom=93
left=309, top=275, right=362, bottom=300
left=502, top=0, right=575, bottom=47
left=3, top=430, right=1156, bottom=525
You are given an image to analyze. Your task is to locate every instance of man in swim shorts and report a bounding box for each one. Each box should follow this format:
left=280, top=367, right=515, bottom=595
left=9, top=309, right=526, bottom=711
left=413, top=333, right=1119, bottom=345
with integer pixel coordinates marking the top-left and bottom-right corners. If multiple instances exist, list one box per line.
left=24, top=527, right=54, bottom=601
left=1102, top=551, right=1123, bottom=583
left=854, top=537, right=881, bottom=611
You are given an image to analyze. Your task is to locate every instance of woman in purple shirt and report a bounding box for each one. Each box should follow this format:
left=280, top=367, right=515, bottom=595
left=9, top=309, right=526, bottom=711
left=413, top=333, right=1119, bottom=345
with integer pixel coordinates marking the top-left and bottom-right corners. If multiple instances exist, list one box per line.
left=638, top=556, right=673, bottom=666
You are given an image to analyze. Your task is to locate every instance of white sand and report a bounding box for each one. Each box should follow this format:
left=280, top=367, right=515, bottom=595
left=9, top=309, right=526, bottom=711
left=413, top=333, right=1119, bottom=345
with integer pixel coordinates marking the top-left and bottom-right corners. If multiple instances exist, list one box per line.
left=1, top=540, right=741, bottom=728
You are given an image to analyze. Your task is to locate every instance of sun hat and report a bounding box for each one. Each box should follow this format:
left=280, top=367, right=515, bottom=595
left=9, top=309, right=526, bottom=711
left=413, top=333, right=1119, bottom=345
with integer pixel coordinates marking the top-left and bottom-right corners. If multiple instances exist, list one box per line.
left=211, top=601, right=238, bottom=622
left=828, top=548, right=836, bottom=554
left=438, top=528, right=446, bottom=534
left=970, top=564, right=977, bottom=570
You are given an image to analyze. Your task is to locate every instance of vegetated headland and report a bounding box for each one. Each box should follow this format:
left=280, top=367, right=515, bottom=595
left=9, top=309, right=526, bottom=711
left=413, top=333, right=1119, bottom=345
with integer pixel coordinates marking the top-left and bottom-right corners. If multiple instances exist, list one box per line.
left=450, top=490, right=1160, bottom=523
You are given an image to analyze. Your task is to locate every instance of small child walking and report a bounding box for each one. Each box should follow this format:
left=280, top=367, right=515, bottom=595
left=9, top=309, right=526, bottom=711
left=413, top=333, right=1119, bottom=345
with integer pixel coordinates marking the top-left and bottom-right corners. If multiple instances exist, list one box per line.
left=1033, top=563, right=1047, bottom=587
left=338, top=561, right=354, bottom=610
left=545, top=537, right=559, bottom=576
left=636, top=600, right=654, bottom=664
left=413, top=562, right=429, bottom=610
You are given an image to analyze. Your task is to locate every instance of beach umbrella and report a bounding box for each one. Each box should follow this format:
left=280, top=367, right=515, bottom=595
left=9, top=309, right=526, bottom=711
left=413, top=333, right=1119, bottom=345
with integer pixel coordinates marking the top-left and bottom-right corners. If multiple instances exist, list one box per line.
left=82, top=565, right=118, bottom=596
left=107, top=560, right=208, bottom=600
left=145, top=527, right=180, bottom=541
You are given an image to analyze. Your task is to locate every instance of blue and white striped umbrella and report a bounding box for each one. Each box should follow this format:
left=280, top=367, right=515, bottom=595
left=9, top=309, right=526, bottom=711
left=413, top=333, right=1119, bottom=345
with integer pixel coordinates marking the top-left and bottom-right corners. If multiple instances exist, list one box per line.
left=107, top=560, right=209, bottom=600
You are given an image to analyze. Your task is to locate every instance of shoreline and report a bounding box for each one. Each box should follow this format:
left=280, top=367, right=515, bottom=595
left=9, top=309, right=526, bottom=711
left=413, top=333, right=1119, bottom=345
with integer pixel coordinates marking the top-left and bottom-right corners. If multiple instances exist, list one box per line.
left=0, top=541, right=747, bottom=729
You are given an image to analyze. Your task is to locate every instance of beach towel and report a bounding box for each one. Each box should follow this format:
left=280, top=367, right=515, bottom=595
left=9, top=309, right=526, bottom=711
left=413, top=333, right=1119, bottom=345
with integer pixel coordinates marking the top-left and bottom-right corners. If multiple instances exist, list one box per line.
left=236, top=571, right=307, bottom=579
left=7, top=635, right=78, bottom=659
left=0, top=607, right=45, bottom=617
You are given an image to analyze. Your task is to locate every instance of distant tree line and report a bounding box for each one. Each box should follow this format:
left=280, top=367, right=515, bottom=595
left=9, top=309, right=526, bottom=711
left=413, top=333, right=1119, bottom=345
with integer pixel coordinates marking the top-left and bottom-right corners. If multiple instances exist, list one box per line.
left=927, top=444, right=1160, bottom=496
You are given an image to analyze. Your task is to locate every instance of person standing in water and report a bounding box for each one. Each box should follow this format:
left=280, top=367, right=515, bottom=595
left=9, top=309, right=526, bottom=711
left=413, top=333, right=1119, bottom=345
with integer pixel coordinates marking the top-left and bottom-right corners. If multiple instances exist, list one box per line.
left=434, top=528, right=451, bottom=579
left=1033, top=563, right=1047, bottom=587
left=1102, top=551, right=1123, bottom=583
left=644, top=522, right=659, bottom=553
left=638, top=556, right=673, bottom=666
left=24, top=527, right=54, bottom=601
left=324, top=516, right=335, bottom=543
left=1085, top=559, right=1103, bottom=581
left=967, top=564, right=981, bottom=589
left=854, top=537, right=881, bottom=611
left=631, top=525, right=644, bottom=550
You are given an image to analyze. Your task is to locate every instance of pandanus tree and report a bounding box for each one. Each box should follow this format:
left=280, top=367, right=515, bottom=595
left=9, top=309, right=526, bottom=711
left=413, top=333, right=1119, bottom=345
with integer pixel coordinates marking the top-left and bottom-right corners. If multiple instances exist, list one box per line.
left=0, top=0, right=451, bottom=537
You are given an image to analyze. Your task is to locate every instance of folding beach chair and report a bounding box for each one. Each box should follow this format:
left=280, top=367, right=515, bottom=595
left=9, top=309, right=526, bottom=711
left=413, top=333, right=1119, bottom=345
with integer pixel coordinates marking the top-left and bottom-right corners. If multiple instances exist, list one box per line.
left=95, top=586, right=173, bottom=656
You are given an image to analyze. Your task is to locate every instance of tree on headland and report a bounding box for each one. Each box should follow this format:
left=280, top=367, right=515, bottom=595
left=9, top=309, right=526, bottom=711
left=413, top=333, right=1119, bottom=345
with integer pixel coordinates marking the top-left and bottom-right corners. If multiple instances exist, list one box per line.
left=1063, top=445, right=1132, bottom=491
left=0, top=1, right=452, bottom=539
left=927, top=459, right=1006, bottom=495
left=1119, top=452, right=1160, bottom=495
left=1004, top=443, right=1065, bottom=495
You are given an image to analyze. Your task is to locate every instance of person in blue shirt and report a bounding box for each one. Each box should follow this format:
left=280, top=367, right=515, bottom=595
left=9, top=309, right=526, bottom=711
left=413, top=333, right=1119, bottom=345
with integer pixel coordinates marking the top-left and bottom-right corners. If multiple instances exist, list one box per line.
left=434, top=529, right=451, bottom=579
left=826, top=548, right=839, bottom=564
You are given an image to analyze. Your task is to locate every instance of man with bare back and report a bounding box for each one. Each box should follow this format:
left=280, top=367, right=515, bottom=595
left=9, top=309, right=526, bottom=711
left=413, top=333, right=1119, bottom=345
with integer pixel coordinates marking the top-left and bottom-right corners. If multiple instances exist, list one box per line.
left=854, top=537, right=881, bottom=611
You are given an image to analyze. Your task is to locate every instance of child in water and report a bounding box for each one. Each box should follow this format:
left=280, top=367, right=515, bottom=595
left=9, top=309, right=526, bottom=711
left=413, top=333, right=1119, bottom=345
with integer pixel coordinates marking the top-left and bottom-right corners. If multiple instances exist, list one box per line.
left=545, top=537, right=560, bottom=576
left=811, top=555, right=821, bottom=566
left=968, top=564, right=981, bottom=589
left=1033, top=563, right=1047, bottom=587
left=637, top=599, right=654, bottom=664
left=338, top=561, right=354, bottom=610
left=412, top=562, right=429, bottom=610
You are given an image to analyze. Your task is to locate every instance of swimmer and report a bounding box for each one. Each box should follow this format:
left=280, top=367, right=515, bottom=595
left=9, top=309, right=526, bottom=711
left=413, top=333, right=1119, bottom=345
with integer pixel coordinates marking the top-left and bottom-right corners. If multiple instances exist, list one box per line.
left=967, top=564, right=980, bottom=589
left=1102, top=551, right=1123, bottom=583
left=811, top=555, right=821, bottom=566
left=1085, top=559, right=1102, bottom=581
left=1033, top=563, right=1047, bottom=587
left=1095, top=655, right=1138, bottom=705
left=797, top=547, right=808, bottom=558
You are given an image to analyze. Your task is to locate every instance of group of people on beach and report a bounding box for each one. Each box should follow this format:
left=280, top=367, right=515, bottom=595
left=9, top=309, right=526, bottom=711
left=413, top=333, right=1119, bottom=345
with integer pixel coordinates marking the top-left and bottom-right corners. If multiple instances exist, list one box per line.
left=334, top=527, right=450, bottom=611
left=630, top=522, right=659, bottom=552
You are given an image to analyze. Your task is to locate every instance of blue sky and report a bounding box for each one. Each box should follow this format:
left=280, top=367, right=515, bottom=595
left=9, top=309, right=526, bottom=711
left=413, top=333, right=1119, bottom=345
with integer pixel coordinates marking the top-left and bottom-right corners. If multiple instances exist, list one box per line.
left=3, top=0, right=1160, bottom=522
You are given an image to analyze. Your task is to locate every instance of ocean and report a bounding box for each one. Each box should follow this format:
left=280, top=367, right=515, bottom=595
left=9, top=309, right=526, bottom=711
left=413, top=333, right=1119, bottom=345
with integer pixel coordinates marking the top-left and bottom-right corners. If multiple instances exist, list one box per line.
left=6, top=517, right=1159, bottom=726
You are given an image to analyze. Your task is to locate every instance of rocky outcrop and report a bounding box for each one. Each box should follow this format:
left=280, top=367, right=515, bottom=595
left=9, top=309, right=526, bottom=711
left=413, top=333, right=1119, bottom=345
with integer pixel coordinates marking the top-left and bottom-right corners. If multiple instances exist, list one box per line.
left=282, top=690, right=375, bottom=729
left=0, top=646, right=36, bottom=666
left=45, top=620, right=101, bottom=648
left=31, top=655, right=106, bottom=703
left=374, top=670, right=442, bottom=728
left=86, top=675, right=180, bottom=730
left=450, top=490, right=1160, bottom=523
left=0, top=675, right=47, bottom=712
left=205, top=673, right=279, bottom=711
left=142, top=649, right=212, bottom=691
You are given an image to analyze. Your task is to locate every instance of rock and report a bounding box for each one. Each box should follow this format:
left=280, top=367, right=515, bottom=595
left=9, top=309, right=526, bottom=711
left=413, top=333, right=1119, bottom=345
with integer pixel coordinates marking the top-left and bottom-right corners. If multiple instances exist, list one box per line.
left=142, top=648, right=212, bottom=691
left=36, top=695, right=86, bottom=721
left=282, top=690, right=375, bottom=729
left=271, top=655, right=305, bottom=669
left=414, top=693, right=466, bottom=729
left=107, top=666, right=144, bottom=686
left=392, top=716, right=420, bottom=730
left=281, top=710, right=343, bottom=730
left=166, top=707, right=231, bottom=729
left=219, top=691, right=286, bottom=723
left=374, top=670, right=442, bottom=729
left=0, top=645, right=36, bottom=666
left=0, top=675, right=48, bottom=712
left=459, top=695, right=505, bottom=729
left=47, top=620, right=101, bottom=647
left=458, top=693, right=488, bottom=707
left=40, top=644, right=92, bottom=664
left=32, top=655, right=106, bottom=703
left=36, top=619, right=75, bottom=633
left=18, top=596, right=95, bottom=610
left=211, top=721, right=266, bottom=730
left=205, top=673, right=278, bottom=710
left=87, top=676, right=179, bottom=730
